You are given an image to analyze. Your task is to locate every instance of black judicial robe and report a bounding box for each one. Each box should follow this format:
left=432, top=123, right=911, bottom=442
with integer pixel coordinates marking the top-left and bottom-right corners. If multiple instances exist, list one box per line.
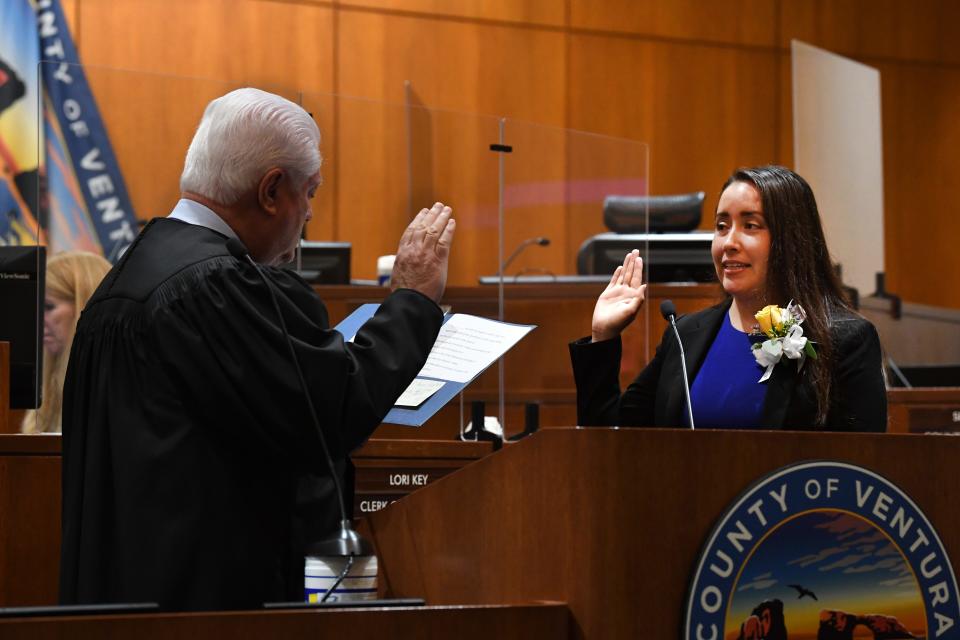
left=59, top=218, right=443, bottom=611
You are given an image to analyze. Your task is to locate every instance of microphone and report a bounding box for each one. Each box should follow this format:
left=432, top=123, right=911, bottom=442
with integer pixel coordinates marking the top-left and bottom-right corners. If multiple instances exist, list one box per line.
left=225, top=238, right=371, bottom=601
left=660, top=299, right=695, bottom=430
left=498, top=236, right=550, bottom=276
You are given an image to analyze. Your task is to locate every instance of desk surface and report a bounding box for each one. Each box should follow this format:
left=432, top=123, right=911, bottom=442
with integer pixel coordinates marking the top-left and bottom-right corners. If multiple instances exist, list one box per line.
left=0, top=602, right=571, bottom=639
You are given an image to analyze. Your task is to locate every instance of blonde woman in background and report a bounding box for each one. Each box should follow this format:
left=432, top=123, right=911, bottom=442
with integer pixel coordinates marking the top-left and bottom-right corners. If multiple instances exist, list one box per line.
left=21, top=251, right=111, bottom=434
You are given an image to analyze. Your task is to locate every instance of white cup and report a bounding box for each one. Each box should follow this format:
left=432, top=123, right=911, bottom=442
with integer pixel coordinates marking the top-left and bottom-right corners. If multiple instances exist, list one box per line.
left=377, top=255, right=395, bottom=286
left=305, top=555, right=378, bottom=603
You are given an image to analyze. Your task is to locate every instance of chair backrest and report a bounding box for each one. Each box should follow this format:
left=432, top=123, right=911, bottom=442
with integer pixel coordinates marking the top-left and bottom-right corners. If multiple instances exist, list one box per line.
left=603, top=192, right=705, bottom=233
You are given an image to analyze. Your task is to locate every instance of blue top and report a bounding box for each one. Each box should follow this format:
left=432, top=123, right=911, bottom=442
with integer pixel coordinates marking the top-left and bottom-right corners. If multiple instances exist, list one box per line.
left=688, top=311, right=768, bottom=429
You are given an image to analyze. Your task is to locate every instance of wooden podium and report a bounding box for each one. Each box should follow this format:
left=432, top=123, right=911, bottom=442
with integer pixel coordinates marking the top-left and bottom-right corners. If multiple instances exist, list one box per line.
left=4, top=426, right=960, bottom=638
left=366, top=427, right=960, bottom=639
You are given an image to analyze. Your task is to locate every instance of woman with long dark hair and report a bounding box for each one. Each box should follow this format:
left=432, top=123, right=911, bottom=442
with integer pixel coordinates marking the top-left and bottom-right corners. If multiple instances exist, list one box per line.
left=570, top=165, right=886, bottom=431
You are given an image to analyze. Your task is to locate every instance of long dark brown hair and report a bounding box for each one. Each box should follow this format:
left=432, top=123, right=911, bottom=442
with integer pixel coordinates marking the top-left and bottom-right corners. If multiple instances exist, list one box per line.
left=721, top=165, right=852, bottom=425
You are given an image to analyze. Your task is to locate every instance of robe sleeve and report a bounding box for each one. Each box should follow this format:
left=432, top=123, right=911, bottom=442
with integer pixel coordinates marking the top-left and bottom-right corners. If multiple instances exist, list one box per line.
left=151, top=258, right=442, bottom=472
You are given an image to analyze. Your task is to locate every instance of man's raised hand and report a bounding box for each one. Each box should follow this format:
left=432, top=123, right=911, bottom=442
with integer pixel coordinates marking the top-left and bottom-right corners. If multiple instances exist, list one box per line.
left=391, top=202, right=455, bottom=303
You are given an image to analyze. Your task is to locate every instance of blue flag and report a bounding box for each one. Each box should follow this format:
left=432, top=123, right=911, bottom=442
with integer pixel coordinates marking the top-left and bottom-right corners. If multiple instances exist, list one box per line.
left=0, top=0, right=138, bottom=260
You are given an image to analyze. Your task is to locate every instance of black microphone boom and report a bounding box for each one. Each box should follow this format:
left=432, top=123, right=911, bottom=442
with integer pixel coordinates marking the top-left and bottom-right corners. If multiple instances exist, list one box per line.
left=225, top=238, right=371, bottom=602
left=659, top=299, right=695, bottom=430
left=498, top=236, right=550, bottom=276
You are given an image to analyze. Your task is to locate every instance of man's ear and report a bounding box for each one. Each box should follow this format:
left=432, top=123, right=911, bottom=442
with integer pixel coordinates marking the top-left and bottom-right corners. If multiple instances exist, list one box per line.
left=257, top=168, right=284, bottom=215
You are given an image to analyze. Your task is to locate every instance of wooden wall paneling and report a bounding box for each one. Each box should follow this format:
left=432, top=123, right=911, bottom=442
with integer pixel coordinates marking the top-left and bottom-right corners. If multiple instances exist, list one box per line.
left=334, top=93, right=504, bottom=282
left=562, top=129, right=651, bottom=281
left=335, top=11, right=565, bottom=283
left=338, top=0, right=564, bottom=27
left=877, top=60, right=960, bottom=310
left=500, top=119, right=570, bottom=279
left=777, top=51, right=793, bottom=170
left=569, top=0, right=777, bottom=47
left=76, top=0, right=335, bottom=223
left=779, top=0, right=960, bottom=65
left=85, top=71, right=243, bottom=221
left=77, top=0, right=335, bottom=93
left=567, top=35, right=780, bottom=212
left=299, top=90, right=338, bottom=243
left=64, top=0, right=960, bottom=311
left=335, top=10, right=565, bottom=121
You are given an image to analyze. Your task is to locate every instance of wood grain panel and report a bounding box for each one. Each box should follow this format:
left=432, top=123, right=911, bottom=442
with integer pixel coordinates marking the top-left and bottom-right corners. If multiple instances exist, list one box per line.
left=780, top=0, right=960, bottom=65
left=77, top=0, right=334, bottom=92
left=569, top=0, right=777, bottom=47
left=84, top=72, right=245, bottom=220
left=877, top=60, right=960, bottom=310
left=777, top=52, right=793, bottom=169
left=75, top=0, right=334, bottom=225
left=331, top=94, right=504, bottom=282
left=63, top=0, right=960, bottom=310
left=339, top=0, right=564, bottom=26
left=568, top=34, right=781, bottom=216
left=337, top=10, right=565, bottom=121
left=335, top=11, right=565, bottom=282
left=888, top=388, right=960, bottom=433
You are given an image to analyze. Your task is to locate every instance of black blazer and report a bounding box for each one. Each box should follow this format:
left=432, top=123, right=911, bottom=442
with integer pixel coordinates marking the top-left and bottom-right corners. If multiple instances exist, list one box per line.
left=570, top=299, right=887, bottom=431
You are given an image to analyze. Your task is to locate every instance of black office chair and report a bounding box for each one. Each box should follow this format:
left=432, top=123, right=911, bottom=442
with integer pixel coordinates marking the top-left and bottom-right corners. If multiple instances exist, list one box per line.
left=603, top=192, right=705, bottom=233
left=577, top=192, right=715, bottom=282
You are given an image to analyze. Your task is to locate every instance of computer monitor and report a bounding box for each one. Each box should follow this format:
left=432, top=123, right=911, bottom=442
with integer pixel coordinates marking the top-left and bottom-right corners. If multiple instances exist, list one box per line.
left=0, top=246, right=45, bottom=409
left=576, top=232, right=717, bottom=283
left=285, top=241, right=351, bottom=285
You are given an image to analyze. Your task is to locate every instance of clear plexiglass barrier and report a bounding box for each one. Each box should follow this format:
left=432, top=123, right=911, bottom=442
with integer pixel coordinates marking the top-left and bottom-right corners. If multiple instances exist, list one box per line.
left=17, top=62, right=651, bottom=438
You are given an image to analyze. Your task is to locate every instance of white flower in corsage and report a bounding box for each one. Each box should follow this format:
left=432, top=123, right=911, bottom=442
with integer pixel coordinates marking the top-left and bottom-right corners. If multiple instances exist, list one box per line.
left=751, top=301, right=818, bottom=383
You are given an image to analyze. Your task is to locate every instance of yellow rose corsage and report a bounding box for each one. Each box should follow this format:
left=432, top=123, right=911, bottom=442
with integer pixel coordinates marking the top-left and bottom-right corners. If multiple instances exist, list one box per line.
left=751, top=301, right=818, bottom=382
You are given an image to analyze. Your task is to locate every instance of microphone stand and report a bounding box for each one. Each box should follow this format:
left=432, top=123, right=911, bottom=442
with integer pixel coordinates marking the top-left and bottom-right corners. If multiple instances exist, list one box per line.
left=227, top=239, right=372, bottom=604
left=497, top=236, right=550, bottom=277
left=660, top=300, right=695, bottom=430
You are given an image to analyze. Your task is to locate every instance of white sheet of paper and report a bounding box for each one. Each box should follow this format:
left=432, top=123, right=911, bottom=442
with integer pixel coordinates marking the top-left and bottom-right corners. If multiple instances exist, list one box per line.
left=394, top=378, right=445, bottom=408
left=416, top=314, right=535, bottom=384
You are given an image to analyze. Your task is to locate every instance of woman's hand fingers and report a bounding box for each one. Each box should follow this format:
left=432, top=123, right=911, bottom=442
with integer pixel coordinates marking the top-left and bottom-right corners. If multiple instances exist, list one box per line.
left=629, top=255, right=644, bottom=289
left=608, top=265, right=623, bottom=288
left=621, top=249, right=638, bottom=285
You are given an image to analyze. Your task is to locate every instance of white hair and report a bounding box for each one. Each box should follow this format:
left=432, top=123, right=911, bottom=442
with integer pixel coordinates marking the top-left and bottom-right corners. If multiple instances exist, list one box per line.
left=179, top=88, right=321, bottom=205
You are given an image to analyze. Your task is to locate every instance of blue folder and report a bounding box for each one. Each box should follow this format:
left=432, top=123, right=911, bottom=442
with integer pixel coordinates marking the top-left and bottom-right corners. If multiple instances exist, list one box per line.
left=333, top=304, right=533, bottom=426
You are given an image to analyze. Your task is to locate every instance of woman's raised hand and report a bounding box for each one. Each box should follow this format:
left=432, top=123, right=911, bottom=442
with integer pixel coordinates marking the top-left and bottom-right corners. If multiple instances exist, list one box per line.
left=591, top=250, right=646, bottom=342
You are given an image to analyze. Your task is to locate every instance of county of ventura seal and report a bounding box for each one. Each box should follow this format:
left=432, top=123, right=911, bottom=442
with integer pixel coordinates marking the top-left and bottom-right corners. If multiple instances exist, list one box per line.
left=684, top=461, right=959, bottom=640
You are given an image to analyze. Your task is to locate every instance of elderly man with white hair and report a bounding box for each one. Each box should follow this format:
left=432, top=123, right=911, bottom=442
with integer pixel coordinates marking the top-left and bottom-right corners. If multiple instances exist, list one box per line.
left=59, top=88, right=455, bottom=611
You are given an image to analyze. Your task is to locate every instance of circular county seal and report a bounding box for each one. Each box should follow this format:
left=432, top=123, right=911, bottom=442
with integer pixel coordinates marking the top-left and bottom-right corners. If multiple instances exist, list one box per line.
left=684, top=461, right=959, bottom=640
